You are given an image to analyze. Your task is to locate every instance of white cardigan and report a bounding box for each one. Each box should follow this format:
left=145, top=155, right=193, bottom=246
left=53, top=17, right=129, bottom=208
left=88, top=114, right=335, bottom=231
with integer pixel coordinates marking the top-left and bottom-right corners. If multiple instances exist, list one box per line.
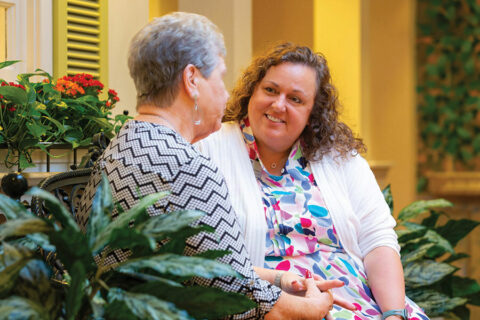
left=196, top=122, right=400, bottom=271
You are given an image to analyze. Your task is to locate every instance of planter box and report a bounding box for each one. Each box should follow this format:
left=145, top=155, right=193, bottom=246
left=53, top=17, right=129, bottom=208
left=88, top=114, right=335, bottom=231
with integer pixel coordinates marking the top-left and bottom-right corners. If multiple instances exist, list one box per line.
left=427, top=171, right=480, bottom=196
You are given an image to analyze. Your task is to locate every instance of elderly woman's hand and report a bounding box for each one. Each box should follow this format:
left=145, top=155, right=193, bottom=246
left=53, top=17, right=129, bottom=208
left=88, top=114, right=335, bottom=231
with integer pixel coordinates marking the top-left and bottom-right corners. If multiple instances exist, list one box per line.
left=280, top=271, right=356, bottom=311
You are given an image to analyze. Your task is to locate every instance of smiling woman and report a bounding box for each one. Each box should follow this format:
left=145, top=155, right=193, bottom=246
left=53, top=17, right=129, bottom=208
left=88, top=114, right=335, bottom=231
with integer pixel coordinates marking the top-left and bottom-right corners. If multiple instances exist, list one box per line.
left=197, top=42, right=430, bottom=320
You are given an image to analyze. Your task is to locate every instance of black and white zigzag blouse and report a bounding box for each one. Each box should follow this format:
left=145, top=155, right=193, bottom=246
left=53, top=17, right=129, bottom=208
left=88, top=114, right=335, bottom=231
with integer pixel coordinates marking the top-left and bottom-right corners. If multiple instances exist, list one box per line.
left=76, top=120, right=281, bottom=319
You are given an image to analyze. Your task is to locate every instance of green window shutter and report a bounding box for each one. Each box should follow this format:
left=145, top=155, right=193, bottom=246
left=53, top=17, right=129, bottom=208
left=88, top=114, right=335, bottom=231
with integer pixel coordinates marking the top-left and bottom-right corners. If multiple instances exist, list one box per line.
left=53, top=0, right=108, bottom=87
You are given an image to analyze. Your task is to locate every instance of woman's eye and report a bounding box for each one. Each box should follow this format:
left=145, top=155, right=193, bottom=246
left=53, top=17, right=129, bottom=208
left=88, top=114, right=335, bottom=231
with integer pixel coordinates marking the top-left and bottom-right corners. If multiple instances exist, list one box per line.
left=264, top=87, right=275, bottom=93
left=290, top=96, right=302, bottom=104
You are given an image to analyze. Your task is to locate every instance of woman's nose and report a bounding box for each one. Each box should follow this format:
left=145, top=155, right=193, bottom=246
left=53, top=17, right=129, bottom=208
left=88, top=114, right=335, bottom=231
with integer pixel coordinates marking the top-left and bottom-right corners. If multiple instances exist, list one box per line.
left=272, top=95, right=287, bottom=111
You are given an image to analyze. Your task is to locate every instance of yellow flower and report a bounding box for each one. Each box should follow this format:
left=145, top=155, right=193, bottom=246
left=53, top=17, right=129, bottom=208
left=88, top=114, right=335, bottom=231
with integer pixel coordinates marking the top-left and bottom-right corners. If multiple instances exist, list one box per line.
left=0, top=126, right=3, bottom=130
left=56, top=101, right=68, bottom=108
left=36, top=103, right=47, bottom=110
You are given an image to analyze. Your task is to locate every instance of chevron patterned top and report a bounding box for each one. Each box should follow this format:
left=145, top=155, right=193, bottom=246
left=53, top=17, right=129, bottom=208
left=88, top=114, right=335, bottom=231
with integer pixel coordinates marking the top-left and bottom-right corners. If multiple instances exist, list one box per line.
left=76, top=120, right=281, bottom=319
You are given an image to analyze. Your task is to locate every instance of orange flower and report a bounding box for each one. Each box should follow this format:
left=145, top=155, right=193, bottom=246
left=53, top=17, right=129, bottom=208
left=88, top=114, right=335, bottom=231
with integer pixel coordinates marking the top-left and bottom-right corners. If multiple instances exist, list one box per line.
left=54, top=79, right=85, bottom=97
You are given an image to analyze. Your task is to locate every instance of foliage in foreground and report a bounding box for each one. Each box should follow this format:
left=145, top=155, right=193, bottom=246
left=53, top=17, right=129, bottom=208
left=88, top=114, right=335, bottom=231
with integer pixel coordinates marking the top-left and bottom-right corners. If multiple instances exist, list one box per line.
left=0, top=174, right=256, bottom=319
left=383, top=186, right=480, bottom=319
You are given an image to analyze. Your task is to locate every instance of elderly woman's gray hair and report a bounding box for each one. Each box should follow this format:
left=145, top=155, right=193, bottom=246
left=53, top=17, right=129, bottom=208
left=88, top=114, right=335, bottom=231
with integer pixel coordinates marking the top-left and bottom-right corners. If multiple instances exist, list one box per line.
left=128, top=12, right=226, bottom=108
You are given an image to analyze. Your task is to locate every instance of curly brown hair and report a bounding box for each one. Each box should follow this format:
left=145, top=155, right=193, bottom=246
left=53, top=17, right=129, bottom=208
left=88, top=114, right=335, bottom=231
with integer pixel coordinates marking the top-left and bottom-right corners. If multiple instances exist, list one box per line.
left=224, top=42, right=366, bottom=161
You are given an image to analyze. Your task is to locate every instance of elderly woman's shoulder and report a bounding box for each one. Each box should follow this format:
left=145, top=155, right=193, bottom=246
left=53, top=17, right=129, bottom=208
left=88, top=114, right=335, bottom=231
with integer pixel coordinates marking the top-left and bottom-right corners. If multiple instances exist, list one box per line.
left=110, top=120, right=207, bottom=175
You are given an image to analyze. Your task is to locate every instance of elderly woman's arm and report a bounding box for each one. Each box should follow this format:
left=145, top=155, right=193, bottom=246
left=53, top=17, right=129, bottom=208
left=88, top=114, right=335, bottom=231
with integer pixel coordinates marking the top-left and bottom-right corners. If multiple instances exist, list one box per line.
left=364, top=247, right=405, bottom=319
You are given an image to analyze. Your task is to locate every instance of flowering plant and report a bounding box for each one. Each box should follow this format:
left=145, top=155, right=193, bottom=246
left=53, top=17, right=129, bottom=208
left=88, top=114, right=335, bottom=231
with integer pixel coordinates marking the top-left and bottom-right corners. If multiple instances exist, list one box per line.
left=0, top=60, right=130, bottom=170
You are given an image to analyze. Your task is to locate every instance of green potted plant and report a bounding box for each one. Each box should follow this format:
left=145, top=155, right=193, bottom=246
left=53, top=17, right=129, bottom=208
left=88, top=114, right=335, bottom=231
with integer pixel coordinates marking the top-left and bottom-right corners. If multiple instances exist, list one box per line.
left=0, top=60, right=130, bottom=171
left=383, top=186, right=480, bottom=319
left=0, top=174, right=255, bottom=319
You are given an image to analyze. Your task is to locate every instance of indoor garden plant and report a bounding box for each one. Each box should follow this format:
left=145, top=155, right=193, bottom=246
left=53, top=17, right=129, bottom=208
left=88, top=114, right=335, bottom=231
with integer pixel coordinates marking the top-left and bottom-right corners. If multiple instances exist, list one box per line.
left=417, top=0, right=480, bottom=190
left=384, top=186, right=480, bottom=319
left=0, top=174, right=255, bottom=319
left=0, top=60, right=130, bottom=171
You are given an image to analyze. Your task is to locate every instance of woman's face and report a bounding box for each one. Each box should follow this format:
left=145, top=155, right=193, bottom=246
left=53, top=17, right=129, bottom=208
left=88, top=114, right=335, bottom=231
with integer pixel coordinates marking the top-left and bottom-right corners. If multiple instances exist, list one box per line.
left=247, top=62, right=317, bottom=155
left=194, top=57, right=228, bottom=142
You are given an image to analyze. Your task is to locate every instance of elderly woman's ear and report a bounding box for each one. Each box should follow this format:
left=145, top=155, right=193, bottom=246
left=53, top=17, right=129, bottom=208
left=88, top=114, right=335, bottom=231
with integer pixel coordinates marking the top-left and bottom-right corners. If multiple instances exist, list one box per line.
left=182, top=64, right=200, bottom=99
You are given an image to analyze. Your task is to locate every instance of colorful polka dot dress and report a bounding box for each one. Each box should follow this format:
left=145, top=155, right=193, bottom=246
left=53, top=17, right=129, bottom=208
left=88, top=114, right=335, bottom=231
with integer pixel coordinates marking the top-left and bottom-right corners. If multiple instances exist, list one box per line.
left=240, top=118, right=429, bottom=320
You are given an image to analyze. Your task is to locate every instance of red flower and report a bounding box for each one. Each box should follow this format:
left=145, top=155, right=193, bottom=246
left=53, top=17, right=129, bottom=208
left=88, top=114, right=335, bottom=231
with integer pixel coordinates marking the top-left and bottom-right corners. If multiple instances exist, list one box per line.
left=108, top=89, right=118, bottom=96
left=8, top=106, right=16, bottom=112
left=105, top=101, right=112, bottom=107
left=113, top=96, right=120, bottom=102
left=1, top=82, right=25, bottom=90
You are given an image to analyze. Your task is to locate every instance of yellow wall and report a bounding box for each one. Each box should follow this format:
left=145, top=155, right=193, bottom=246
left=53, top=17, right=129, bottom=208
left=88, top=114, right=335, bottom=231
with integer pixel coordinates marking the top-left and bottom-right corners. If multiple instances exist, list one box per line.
left=313, top=0, right=416, bottom=211
left=314, top=0, right=362, bottom=134
left=252, top=0, right=313, bottom=57
left=363, top=0, right=416, bottom=211
left=108, top=0, right=149, bottom=117
left=149, top=0, right=177, bottom=20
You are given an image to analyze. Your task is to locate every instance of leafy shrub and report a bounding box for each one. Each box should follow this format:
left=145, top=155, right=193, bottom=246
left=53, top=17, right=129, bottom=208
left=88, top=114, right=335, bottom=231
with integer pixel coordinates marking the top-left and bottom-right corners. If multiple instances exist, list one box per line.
left=0, top=60, right=131, bottom=170
left=0, top=174, right=255, bottom=319
left=383, top=186, right=480, bottom=319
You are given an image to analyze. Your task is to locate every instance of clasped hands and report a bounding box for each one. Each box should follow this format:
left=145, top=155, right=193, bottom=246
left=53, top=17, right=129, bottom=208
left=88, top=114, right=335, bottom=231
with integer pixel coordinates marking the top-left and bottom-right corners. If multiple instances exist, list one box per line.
left=280, top=270, right=357, bottom=318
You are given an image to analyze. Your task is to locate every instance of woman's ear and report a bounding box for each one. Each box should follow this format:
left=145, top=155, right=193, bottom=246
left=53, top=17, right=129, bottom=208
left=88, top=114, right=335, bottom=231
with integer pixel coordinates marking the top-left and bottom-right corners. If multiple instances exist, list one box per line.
left=182, top=64, right=199, bottom=99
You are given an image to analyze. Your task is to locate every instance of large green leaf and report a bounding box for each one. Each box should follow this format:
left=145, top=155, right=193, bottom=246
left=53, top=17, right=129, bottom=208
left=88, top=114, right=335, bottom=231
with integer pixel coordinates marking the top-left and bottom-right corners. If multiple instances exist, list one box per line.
left=396, top=223, right=427, bottom=243
left=117, top=253, right=240, bottom=280
left=0, top=194, right=32, bottom=220
left=0, top=60, right=20, bottom=69
left=156, top=225, right=215, bottom=255
left=0, top=255, right=33, bottom=297
left=13, top=259, right=62, bottom=319
left=84, top=116, right=114, bottom=132
left=450, top=276, right=480, bottom=297
left=26, top=122, right=48, bottom=139
left=435, top=219, right=480, bottom=247
left=136, top=210, right=205, bottom=240
left=401, top=243, right=435, bottom=265
left=421, top=210, right=442, bottom=228
left=86, top=174, right=113, bottom=249
left=133, top=282, right=256, bottom=319
left=27, top=187, right=79, bottom=232
left=66, top=261, right=86, bottom=320
left=443, top=252, right=470, bottom=263
left=19, top=153, right=36, bottom=171
left=381, top=185, right=393, bottom=214
left=406, top=289, right=467, bottom=316
left=0, top=218, right=53, bottom=241
left=116, top=271, right=183, bottom=288
left=43, top=116, right=66, bottom=134
left=48, top=227, right=95, bottom=275
left=404, top=260, right=456, bottom=288
left=0, top=296, right=50, bottom=320
left=195, top=249, right=231, bottom=260
left=422, top=229, right=454, bottom=254
left=398, top=199, right=452, bottom=221
left=92, top=191, right=169, bottom=254
left=0, top=86, right=27, bottom=105
left=106, top=288, right=192, bottom=320
left=63, top=129, right=84, bottom=149
left=107, top=227, right=156, bottom=254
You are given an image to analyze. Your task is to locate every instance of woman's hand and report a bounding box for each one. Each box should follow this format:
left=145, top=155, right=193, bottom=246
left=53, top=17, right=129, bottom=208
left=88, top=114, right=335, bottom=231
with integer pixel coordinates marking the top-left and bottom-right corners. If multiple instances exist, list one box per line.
left=280, top=271, right=356, bottom=311
left=267, top=271, right=333, bottom=320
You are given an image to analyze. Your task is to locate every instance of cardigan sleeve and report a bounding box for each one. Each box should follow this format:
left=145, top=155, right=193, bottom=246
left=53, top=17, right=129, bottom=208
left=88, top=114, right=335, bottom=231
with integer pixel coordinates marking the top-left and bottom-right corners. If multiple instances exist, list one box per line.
left=342, top=154, right=400, bottom=257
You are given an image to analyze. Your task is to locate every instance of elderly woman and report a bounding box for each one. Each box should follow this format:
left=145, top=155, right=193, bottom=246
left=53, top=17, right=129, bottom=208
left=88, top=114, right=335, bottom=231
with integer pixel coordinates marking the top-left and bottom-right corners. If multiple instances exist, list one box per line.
left=76, top=13, right=343, bottom=320
left=197, top=43, right=429, bottom=320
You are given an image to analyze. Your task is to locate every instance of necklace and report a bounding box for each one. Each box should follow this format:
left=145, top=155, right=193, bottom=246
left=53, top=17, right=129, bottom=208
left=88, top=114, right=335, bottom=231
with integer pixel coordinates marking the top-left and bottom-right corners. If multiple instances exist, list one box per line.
left=270, top=162, right=277, bottom=169
left=139, top=113, right=177, bottom=131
